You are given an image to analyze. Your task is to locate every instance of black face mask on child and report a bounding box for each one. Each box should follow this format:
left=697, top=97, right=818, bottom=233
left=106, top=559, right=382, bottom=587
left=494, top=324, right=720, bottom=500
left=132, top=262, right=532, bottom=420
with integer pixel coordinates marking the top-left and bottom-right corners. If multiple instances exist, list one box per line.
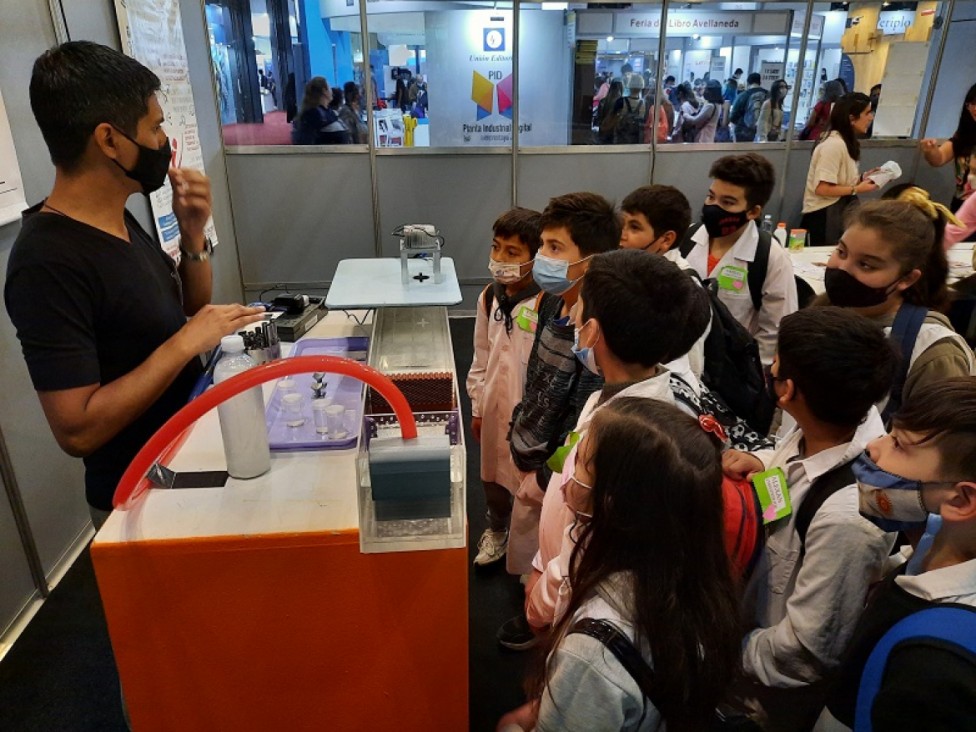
left=824, top=267, right=901, bottom=308
left=701, top=204, right=751, bottom=239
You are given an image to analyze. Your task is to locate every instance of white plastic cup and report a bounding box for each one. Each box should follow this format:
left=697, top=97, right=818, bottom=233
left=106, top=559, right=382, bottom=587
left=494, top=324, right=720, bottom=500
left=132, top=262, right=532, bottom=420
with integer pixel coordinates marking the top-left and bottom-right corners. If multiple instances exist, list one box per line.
left=312, top=400, right=331, bottom=434
left=344, top=408, right=358, bottom=435
left=282, top=392, right=305, bottom=427
left=325, top=404, right=346, bottom=437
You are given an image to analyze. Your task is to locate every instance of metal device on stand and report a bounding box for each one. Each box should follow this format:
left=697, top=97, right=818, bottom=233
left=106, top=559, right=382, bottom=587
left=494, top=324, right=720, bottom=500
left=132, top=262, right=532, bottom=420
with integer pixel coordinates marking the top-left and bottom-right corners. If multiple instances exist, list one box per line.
left=393, top=224, right=445, bottom=285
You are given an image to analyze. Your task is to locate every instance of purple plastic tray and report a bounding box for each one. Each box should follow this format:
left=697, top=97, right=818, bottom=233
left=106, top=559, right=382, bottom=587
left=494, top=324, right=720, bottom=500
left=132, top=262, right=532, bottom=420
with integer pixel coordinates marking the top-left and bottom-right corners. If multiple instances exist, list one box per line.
left=264, top=337, right=369, bottom=451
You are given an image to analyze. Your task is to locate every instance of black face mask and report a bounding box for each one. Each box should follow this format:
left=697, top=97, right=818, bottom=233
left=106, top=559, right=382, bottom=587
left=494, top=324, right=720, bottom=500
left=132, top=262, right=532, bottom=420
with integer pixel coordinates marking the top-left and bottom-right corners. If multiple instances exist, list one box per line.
left=701, top=203, right=751, bottom=239
left=824, top=267, right=900, bottom=308
left=111, top=127, right=172, bottom=194
left=764, top=364, right=782, bottom=405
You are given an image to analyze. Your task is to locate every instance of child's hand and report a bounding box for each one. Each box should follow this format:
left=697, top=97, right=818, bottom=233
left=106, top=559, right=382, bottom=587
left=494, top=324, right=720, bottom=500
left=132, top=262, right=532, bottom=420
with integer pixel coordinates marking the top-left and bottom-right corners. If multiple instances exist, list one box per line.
left=471, top=417, right=482, bottom=443
left=722, top=449, right=764, bottom=481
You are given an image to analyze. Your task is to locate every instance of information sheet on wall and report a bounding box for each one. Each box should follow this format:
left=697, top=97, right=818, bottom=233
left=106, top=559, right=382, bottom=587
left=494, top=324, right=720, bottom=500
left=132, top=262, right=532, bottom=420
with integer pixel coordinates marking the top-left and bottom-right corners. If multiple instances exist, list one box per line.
left=114, top=0, right=217, bottom=260
left=0, top=87, right=27, bottom=227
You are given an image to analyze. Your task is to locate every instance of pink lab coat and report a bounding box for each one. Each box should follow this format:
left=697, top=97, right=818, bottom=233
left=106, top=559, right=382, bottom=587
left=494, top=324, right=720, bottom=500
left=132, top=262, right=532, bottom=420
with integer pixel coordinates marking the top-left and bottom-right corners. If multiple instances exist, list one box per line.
left=944, top=193, right=976, bottom=249
left=465, top=287, right=542, bottom=492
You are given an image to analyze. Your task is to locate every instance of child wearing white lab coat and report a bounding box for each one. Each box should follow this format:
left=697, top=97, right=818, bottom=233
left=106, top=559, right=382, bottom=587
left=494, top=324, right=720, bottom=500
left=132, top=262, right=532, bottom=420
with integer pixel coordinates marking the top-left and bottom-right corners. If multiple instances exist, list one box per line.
left=682, top=153, right=798, bottom=365
left=466, top=208, right=543, bottom=567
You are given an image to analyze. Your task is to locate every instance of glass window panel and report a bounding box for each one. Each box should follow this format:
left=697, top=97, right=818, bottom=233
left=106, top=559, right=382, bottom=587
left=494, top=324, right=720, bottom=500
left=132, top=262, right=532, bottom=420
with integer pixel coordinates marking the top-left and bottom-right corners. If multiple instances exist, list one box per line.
left=519, top=1, right=664, bottom=147
left=363, top=0, right=514, bottom=148
left=207, top=0, right=366, bottom=147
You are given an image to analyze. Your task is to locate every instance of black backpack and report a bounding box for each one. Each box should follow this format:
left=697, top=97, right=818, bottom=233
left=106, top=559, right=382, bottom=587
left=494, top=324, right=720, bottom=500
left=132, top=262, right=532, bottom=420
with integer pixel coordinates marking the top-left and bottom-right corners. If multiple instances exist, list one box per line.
left=679, top=225, right=774, bottom=434
left=613, top=98, right=645, bottom=145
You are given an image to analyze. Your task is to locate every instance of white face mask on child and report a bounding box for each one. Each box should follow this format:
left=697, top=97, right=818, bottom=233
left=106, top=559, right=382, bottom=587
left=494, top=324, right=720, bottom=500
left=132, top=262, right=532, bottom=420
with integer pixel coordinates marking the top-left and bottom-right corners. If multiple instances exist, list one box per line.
left=488, top=257, right=527, bottom=285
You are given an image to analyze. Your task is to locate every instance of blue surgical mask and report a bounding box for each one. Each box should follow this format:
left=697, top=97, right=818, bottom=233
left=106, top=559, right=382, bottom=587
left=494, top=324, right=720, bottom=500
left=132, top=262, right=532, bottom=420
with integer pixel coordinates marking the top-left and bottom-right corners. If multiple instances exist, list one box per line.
left=572, top=322, right=600, bottom=375
left=853, top=452, right=930, bottom=532
left=533, top=252, right=589, bottom=296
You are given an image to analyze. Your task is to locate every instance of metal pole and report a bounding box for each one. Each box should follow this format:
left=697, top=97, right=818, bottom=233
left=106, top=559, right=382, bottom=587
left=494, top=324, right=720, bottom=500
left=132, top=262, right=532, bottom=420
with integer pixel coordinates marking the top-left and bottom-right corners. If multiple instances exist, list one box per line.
left=778, top=1, right=815, bottom=224
left=651, top=0, right=671, bottom=184
left=913, top=0, right=955, bottom=181
left=512, top=1, right=520, bottom=207
left=48, top=0, right=69, bottom=43
left=359, top=0, right=383, bottom=258
left=0, top=426, right=49, bottom=598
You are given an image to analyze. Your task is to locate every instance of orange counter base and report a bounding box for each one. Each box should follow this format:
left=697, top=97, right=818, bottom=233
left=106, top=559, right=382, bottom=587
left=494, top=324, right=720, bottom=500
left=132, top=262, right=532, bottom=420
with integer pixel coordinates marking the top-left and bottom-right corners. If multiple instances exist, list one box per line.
left=91, top=530, right=468, bottom=731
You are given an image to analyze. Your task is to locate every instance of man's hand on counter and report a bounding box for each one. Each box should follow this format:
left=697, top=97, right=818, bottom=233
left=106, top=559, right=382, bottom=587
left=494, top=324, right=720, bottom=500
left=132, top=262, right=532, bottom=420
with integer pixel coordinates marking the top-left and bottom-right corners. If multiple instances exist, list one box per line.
left=175, top=304, right=266, bottom=359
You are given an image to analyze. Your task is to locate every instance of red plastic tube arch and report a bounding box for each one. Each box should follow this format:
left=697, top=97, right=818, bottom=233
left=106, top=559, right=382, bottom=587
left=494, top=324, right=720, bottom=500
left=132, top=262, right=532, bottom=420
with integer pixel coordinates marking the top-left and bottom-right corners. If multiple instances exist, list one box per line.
left=112, top=355, right=417, bottom=510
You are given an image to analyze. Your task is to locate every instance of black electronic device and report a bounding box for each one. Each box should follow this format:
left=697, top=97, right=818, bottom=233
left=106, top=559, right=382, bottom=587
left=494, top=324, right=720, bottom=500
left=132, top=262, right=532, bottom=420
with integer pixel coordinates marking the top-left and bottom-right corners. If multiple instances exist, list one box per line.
left=274, top=301, right=327, bottom=342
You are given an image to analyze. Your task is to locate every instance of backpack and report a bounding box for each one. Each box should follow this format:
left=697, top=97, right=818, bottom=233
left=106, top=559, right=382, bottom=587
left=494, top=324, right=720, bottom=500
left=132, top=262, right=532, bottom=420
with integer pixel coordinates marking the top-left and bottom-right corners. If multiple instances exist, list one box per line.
left=854, top=606, right=976, bottom=732
left=679, top=225, right=774, bottom=434
left=613, top=98, right=646, bottom=145
left=568, top=618, right=763, bottom=731
left=743, top=89, right=767, bottom=131
left=880, top=303, right=928, bottom=427
left=669, top=374, right=767, bottom=580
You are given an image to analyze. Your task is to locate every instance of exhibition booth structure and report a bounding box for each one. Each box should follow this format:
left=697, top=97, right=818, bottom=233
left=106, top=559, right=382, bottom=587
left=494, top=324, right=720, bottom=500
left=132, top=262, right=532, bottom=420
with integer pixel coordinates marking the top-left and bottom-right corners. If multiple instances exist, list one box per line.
left=91, top=255, right=469, bottom=730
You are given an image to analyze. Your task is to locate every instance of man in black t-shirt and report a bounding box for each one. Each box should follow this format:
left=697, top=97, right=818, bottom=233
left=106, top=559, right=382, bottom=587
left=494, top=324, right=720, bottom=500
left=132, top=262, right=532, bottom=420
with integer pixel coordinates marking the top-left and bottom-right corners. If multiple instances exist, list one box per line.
left=4, top=42, right=263, bottom=524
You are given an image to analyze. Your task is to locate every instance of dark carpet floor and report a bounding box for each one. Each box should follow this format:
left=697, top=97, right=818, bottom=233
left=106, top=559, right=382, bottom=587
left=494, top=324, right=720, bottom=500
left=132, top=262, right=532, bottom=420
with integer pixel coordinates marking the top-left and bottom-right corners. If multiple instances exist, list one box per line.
left=0, top=316, right=528, bottom=731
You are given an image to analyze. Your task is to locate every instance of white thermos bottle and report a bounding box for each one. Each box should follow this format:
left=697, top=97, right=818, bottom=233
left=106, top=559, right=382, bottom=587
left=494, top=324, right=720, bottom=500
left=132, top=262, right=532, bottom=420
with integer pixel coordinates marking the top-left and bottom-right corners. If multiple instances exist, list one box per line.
left=213, top=335, right=271, bottom=479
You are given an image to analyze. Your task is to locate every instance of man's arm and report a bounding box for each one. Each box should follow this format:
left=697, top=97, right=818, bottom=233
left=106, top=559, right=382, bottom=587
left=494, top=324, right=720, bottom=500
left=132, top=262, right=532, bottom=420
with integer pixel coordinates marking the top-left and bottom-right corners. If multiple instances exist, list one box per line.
left=39, top=303, right=263, bottom=457
left=171, top=168, right=213, bottom=315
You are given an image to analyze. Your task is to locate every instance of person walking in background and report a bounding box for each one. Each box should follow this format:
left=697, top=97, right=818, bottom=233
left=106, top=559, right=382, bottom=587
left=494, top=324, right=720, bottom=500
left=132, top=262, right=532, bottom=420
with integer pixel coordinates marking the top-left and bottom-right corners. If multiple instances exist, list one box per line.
left=682, top=79, right=723, bottom=143
left=671, top=82, right=700, bottom=143
left=292, top=77, right=351, bottom=145
left=338, top=81, right=368, bottom=144
left=801, top=93, right=879, bottom=246
left=921, top=82, right=976, bottom=212
left=758, top=79, right=789, bottom=142
left=800, top=79, right=845, bottom=142
left=730, top=72, right=767, bottom=143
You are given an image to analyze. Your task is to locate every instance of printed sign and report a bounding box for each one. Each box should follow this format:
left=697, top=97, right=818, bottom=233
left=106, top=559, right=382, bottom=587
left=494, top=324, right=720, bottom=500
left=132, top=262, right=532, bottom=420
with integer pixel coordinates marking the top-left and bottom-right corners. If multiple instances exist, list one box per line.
left=114, top=0, right=218, bottom=261
left=878, top=10, right=913, bottom=36
left=0, top=87, right=27, bottom=227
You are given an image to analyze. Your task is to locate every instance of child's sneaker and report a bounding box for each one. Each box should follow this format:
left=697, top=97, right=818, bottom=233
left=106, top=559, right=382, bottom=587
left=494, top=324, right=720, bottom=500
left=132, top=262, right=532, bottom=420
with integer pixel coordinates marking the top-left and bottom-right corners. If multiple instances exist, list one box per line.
left=473, top=528, right=509, bottom=566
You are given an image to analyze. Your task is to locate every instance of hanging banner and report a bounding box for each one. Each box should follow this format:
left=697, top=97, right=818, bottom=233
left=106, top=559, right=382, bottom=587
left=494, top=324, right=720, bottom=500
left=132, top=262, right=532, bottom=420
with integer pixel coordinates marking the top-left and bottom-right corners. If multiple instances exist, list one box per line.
left=114, top=0, right=217, bottom=261
left=0, top=87, right=27, bottom=227
left=760, top=61, right=785, bottom=88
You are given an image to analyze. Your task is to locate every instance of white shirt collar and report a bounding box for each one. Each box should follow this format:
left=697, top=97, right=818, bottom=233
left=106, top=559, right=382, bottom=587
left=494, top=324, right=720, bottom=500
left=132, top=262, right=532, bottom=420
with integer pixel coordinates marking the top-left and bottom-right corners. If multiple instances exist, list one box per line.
left=895, top=556, right=976, bottom=604
left=691, top=219, right=760, bottom=263
left=774, top=407, right=885, bottom=484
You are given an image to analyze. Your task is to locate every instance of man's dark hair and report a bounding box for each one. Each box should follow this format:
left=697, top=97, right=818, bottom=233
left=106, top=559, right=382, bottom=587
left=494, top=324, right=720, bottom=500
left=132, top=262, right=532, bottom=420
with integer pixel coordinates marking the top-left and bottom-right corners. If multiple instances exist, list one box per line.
left=493, top=207, right=542, bottom=257
left=540, top=192, right=621, bottom=256
left=708, top=153, right=776, bottom=209
left=30, top=41, right=161, bottom=171
left=893, top=377, right=976, bottom=481
left=343, top=81, right=360, bottom=103
left=734, top=68, right=744, bottom=76
left=777, top=307, right=896, bottom=427
left=747, top=72, right=762, bottom=86
left=620, top=185, right=691, bottom=243
left=664, top=75, right=675, bottom=84
left=581, top=250, right=710, bottom=367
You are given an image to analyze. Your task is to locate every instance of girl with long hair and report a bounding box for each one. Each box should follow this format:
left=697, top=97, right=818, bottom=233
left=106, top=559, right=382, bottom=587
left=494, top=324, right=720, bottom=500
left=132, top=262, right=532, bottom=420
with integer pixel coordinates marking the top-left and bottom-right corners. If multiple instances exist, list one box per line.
left=497, top=398, right=741, bottom=732
left=800, top=93, right=879, bottom=246
left=758, top=79, right=789, bottom=142
left=822, top=189, right=973, bottom=416
left=596, top=80, right=625, bottom=144
left=683, top=79, right=723, bottom=143
left=921, top=82, right=976, bottom=212
left=671, top=82, right=701, bottom=143
left=291, top=76, right=351, bottom=145
left=801, top=78, right=845, bottom=141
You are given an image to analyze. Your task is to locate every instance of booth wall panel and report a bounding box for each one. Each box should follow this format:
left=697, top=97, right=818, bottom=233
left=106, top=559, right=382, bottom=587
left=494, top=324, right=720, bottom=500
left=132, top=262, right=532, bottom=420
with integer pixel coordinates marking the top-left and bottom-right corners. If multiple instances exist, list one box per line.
left=226, top=153, right=376, bottom=284
left=0, top=470, right=37, bottom=638
left=0, top=0, right=91, bottom=577
left=517, top=151, right=651, bottom=212
left=376, top=154, right=514, bottom=281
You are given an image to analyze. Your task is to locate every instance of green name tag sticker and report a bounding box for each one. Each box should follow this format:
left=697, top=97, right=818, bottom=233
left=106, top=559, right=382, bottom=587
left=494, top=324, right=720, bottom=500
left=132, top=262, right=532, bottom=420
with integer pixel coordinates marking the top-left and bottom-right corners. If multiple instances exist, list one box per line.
left=716, top=265, right=748, bottom=293
left=752, top=467, right=792, bottom=524
left=515, top=304, right=539, bottom=333
left=546, top=431, right=580, bottom=474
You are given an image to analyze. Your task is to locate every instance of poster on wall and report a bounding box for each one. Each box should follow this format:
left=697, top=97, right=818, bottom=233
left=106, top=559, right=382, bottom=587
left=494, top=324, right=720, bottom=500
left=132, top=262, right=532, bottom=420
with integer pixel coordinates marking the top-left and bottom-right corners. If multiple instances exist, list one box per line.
left=0, top=87, right=27, bottom=227
left=114, top=0, right=217, bottom=261
left=760, top=61, right=785, bottom=88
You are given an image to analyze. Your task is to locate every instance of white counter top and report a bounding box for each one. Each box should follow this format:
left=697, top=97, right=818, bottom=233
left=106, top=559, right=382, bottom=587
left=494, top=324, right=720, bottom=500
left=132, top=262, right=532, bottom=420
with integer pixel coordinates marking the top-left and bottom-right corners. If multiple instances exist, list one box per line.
left=94, top=310, right=374, bottom=545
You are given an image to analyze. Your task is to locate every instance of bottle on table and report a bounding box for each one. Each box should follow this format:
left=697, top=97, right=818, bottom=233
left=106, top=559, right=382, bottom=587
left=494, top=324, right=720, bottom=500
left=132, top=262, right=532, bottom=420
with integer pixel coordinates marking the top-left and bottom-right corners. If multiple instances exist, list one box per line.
left=788, top=228, right=808, bottom=253
left=773, top=222, right=788, bottom=248
left=761, top=214, right=773, bottom=234
left=213, top=335, right=271, bottom=479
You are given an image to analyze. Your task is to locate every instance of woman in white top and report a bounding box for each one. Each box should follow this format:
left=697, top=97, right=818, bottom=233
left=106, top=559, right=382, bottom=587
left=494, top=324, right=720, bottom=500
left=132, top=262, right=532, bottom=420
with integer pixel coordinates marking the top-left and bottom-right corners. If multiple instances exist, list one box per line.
left=497, top=398, right=740, bottom=732
left=683, top=80, right=723, bottom=144
left=801, top=93, right=880, bottom=246
left=822, top=190, right=974, bottom=416
left=758, top=79, right=789, bottom=142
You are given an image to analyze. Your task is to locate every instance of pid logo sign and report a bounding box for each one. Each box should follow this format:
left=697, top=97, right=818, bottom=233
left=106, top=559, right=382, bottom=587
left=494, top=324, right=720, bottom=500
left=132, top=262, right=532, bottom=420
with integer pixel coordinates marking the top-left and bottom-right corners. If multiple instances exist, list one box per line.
left=484, top=28, right=505, bottom=52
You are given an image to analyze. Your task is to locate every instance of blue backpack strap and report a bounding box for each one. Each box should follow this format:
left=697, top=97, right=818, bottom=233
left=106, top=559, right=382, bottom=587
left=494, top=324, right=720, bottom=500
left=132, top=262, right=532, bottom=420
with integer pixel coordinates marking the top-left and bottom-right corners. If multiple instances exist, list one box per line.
left=854, top=606, right=976, bottom=732
left=746, top=229, right=771, bottom=315
left=881, top=303, right=928, bottom=425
